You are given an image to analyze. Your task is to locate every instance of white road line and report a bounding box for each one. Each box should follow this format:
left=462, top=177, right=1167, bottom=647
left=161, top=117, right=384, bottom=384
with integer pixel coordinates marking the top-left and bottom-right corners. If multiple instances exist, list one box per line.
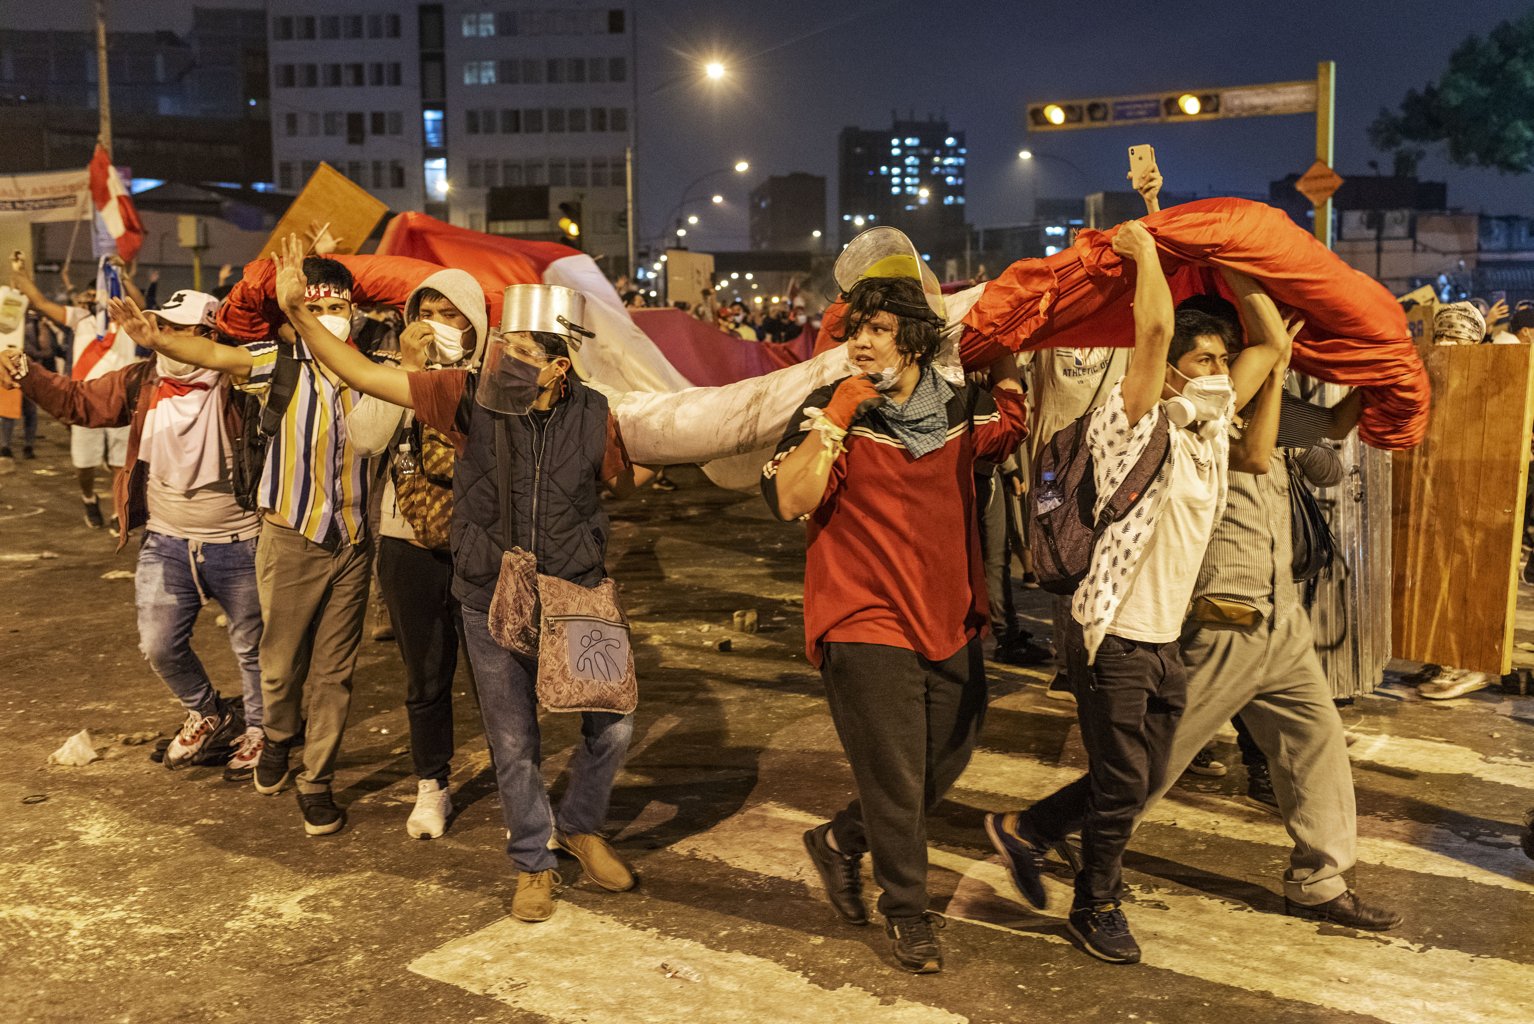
left=958, top=749, right=1534, bottom=895
left=677, top=802, right=1534, bottom=1024
left=1347, top=732, right=1534, bottom=790
left=408, top=903, right=967, bottom=1024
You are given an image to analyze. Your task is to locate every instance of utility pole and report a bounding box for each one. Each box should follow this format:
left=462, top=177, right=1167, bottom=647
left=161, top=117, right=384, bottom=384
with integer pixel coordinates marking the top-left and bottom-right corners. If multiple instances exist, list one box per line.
left=94, top=0, right=112, bottom=153
left=1313, top=60, right=1336, bottom=249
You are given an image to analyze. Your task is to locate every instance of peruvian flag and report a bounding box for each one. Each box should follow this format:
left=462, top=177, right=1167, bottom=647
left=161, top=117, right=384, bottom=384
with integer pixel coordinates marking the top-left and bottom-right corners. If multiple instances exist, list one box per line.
left=88, top=144, right=144, bottom=264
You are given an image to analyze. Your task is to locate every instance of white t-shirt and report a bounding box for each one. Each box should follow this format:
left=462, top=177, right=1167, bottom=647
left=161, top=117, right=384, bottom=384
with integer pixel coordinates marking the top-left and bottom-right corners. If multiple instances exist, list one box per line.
left=1108, top=426, right=1222, bottom=643
left=1029, top=346, right=1129, bottom=450
left=67, top=306, right=137, bottom=381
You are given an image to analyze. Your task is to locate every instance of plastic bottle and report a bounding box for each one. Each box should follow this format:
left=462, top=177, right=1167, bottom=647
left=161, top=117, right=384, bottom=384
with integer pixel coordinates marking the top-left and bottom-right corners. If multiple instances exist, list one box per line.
left=659, top=960, right=703, bottom=983
left=1035, top=470, right=1064, bottom=514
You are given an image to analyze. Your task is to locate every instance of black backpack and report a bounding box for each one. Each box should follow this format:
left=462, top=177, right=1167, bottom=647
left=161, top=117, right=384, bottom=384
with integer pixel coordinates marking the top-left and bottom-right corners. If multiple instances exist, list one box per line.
left=1030, top=403, right=1171, bottom=596
left=230, top=346, right=302, bottom=512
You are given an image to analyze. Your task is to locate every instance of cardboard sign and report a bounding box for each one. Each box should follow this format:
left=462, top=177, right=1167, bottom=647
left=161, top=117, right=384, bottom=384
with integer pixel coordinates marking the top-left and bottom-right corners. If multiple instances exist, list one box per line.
left=260, top=162, right=388, bottom=260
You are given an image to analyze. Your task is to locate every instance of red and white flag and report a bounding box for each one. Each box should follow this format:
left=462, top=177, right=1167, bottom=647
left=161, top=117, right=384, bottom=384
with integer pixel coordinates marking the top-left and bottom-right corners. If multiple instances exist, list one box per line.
left=88, top=144, right=144, bottom=264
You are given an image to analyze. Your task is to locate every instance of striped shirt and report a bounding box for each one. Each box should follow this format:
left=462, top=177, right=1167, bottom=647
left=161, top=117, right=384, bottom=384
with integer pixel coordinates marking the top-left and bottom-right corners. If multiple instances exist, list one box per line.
left=244, top=339, right=370, bottom=544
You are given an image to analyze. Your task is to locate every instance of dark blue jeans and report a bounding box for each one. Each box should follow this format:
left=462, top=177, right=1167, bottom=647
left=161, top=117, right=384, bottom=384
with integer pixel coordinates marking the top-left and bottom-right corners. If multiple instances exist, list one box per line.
left=461, top=607, right=633, bottom=873
left=135, top=530, right=263, bottom=726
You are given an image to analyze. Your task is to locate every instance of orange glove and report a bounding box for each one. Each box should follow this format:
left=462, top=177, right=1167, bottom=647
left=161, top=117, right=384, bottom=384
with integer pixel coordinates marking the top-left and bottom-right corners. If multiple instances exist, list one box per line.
left=822, top=375, right=885, bottom=430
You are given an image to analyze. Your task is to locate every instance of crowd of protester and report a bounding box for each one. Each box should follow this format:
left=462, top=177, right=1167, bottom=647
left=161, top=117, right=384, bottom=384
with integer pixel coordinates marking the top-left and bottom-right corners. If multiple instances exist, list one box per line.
left=2, top=170, right=1532, bottom=977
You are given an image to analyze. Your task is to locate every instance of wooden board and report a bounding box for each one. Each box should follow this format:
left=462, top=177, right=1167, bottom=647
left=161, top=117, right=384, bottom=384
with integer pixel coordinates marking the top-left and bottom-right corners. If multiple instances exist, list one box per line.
left=663, top=248, right=715, bottom=310
left=1391, top=344, right=1534, bottom=674
left=259, top=162, right=388, bottom=261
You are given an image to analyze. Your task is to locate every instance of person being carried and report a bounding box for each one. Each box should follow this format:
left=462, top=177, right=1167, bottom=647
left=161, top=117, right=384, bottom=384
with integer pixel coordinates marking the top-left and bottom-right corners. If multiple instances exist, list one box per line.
left=984, top=223, right=1289, bottom=965
left=263, top=234, right=642, bottom=924
left=3, top=290, right=265, bottom=778
left=763, top=229, right=1027, bottom=975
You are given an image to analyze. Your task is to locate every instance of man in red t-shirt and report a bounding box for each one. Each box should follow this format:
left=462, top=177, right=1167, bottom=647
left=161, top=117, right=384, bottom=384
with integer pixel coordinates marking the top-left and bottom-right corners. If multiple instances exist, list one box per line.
left=762, top=273, right=1026, bottom=974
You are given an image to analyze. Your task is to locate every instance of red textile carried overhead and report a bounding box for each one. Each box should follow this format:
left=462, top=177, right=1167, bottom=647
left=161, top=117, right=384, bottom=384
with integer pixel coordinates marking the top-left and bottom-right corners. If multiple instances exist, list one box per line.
left=215, top=253, right=444, bottom=341
left=959, top=198, right=1429, bottom=449
left=376, top=211, right=579, bottom=324
left=629, top=309, right=813, bottom=387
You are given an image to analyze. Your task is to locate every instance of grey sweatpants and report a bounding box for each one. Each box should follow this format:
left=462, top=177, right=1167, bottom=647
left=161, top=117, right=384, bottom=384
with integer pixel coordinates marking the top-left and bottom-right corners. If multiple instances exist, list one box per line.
left=1149, top=610, right=1356, bottom=905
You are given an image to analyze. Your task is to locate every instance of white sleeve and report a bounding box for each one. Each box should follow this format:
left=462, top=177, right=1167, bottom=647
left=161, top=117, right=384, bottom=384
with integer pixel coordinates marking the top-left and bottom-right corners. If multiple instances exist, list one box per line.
left=345, top=394, right=407, bottom=456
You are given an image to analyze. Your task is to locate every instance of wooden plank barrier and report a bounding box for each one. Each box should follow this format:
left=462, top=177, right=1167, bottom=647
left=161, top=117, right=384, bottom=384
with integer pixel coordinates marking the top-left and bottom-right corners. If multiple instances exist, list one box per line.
left=1391, top=342, right=1534, bottom=674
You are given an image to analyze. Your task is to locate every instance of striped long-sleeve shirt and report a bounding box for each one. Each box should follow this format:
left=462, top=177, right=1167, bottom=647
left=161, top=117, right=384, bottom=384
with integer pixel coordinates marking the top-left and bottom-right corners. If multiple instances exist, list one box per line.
left=244, top=339, right=370, bottom=544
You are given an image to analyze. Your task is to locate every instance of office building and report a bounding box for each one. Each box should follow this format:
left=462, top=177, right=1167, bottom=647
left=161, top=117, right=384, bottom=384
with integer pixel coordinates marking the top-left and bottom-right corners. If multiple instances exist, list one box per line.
left=837, top=115, right=967, bottom=259
left=749, top=173, right=825, bottom=252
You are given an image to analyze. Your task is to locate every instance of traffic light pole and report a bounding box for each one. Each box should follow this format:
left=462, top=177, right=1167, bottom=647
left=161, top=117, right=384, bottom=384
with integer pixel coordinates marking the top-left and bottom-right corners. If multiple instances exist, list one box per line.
left=1313, top=60, right=1336, bottom=249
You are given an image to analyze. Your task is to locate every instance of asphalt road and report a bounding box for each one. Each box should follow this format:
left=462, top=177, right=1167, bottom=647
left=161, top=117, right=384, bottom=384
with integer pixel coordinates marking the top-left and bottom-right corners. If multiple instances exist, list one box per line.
left=2, top=431, right=1532, bottom=1024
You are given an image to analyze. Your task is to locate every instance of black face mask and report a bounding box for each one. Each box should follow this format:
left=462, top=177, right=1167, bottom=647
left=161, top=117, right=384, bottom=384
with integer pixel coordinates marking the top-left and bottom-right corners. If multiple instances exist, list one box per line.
left=488, top=353, right=545, bottom=416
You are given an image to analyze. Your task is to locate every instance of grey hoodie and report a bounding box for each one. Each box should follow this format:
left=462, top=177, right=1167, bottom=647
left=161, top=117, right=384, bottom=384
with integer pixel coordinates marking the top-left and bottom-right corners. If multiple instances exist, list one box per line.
left=348, top=267, right=489, bottom=545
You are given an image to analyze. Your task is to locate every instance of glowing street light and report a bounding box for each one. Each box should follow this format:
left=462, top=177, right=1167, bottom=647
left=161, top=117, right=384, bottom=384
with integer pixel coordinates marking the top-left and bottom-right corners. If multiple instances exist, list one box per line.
left=704, top=61, right=726, bottom=81
left=676, top=227, right=687, bottom=237
left=1018, top=149, right=1034, bottom=160
left=711, top=194, right=723, bottom=204
left=687, top=214, right=699, bottom=225
left=811, top=229, right=822, bottom=238
left=733, top=160, right=750, bottom=173
left=917, top=187, right=930, bottom=198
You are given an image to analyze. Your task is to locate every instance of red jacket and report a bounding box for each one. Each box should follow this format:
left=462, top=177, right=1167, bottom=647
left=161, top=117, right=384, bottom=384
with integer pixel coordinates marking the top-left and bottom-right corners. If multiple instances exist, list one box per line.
left=764, top=381, right=1028, bottom=666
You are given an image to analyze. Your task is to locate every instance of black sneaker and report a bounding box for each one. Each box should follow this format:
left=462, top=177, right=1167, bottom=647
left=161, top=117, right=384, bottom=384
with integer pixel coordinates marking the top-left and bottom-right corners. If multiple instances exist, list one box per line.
left=21, top=445, right=33, bottom=459
left=993, top=635, right=1055, bottom=667
left=1186, top=746, right=1228, bottom=777
left=983, top=811, right=1049, bottom=910
left=884, top=912, right=944, bottom=973
left=1246, top=760, right=1280, bottom=814
left=1284, top=890, right=1402, bottom=931
left=296, top=789, right=347, bottom=837
left=0, top=445, right=11, bottom=458
left=253, top=736, right=291, bottom=795
left=1520, top=808, right=1534, bottom=863
left=82, top=498, right=105, bottom=529
left=802, top=823, right=868, bottom=925
left=108, top=514, right=121, bottom=538
left=1067, top=901, right=1141, bottom=963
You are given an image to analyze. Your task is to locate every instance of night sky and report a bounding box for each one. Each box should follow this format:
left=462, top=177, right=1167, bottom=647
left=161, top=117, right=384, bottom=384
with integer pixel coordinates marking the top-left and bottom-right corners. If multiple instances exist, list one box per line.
left=13, top=0, right=1533, bottom=252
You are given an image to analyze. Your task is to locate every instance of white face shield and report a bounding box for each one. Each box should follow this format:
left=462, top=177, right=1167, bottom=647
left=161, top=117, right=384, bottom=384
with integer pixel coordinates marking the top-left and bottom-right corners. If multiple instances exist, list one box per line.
left=475, top=284, right=594, bottom=415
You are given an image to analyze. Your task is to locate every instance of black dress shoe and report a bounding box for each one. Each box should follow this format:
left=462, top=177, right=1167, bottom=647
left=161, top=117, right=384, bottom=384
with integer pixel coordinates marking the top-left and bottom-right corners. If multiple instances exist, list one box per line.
left=803, top=823, right=868, bottom=925
left=1284, top=890, right=1402, bottom=931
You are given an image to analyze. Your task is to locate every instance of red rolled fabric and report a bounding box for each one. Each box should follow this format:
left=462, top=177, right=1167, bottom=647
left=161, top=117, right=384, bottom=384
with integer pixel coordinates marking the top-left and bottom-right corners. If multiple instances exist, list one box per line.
left=961, top=197, right=1429, bottom=449
left=215, top=253, right=444, bottom=341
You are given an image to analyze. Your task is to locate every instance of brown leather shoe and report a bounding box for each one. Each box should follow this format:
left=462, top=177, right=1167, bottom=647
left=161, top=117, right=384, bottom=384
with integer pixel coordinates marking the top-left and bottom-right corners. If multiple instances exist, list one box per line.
left=512, top=869, right=560, bottom=922
left=555, top=832, right=636, bottom=892
left=1284, top=890, right=1401, bottom=931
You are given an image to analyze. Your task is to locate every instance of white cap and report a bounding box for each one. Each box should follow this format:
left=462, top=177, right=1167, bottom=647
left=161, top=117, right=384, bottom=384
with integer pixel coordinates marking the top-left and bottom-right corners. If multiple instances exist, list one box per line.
left=150, top=290, right=219, bottom=328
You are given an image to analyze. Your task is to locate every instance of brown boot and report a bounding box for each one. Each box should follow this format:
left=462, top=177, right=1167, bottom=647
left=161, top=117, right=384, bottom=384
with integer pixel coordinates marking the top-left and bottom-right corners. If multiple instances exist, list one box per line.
left=512, top=869, right=560, bottom=922
left=555, top=832, right=636, bottom=892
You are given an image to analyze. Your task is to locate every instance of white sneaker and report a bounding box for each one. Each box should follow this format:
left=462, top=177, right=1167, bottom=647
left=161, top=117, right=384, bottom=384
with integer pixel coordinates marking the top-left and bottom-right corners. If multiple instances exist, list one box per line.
left=1419, top=670, right=1491, bottom=700
left=224, top=727, right=265, bottom=781
left=165, top=707, right=220, bottom=770
left=406, top=779, right=452, bottom=839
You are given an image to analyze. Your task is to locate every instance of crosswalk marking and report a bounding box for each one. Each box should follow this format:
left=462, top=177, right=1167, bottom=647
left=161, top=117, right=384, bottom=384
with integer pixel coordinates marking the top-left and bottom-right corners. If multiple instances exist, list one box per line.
left=674, top=801, right=1534, bottom=1024
left=957, top=749, right=1534, bottom=895
left=1347, top=732, right=1534, bottom=790
left=408, top=902, right=967, bottom=1024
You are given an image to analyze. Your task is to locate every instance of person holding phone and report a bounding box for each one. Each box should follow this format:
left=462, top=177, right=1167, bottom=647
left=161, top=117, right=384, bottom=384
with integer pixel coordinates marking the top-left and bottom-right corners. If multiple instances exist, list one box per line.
left=763, top=240, right=1026, bottom=975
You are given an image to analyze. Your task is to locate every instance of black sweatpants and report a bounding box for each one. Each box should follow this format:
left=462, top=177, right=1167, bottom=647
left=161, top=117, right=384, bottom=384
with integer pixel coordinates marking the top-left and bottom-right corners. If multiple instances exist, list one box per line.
left=377, top=536, right=467, bottom=782
left=1020, top=619, right=1186, bottom=906
left=821, top=637, right=988, bottom=920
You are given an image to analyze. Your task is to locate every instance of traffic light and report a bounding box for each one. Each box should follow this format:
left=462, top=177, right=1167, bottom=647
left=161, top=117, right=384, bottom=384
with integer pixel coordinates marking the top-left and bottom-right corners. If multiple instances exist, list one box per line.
left=557, top=201, right=583, bottom=248
left=1027, top=100, right=1111, bottom=130
left=1163, top=91, right=1220, bottom=119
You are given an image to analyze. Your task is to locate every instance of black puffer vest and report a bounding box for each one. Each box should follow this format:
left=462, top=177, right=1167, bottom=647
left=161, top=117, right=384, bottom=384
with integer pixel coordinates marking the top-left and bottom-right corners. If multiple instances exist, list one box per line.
left=450, top=375, right=611, bottom=611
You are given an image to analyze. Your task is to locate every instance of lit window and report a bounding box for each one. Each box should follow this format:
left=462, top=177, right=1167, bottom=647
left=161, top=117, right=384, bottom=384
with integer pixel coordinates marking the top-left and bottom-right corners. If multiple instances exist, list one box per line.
left=424, top=157, right=448, bottom=196
left=423, top=109, right=444, bottom=148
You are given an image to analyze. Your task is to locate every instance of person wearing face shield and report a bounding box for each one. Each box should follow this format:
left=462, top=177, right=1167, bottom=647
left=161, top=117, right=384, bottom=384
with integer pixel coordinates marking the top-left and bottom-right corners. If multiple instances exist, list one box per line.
left=264, top=235, right=641, bottom=924
left=129, top=254, right=378, bottom=839
left=345, top=270, right=488, bottom=840
left=0, top=291, right=266, bottom=778
left=762, top=253, right=1028, bottom=974
left=984, top=223, right=1292, bottom=966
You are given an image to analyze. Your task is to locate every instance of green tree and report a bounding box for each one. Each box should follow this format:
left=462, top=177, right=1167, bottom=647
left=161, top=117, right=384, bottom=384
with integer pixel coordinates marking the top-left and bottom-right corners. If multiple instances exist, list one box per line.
left=1370, top=12, right=1534, bottom=175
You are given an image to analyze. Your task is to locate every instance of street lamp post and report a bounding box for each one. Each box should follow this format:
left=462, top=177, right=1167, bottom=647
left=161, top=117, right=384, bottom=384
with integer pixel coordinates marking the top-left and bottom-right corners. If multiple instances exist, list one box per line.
left=1017, top=149, right=1090, bottom=222
left=657, top=161, right=750, bottom=252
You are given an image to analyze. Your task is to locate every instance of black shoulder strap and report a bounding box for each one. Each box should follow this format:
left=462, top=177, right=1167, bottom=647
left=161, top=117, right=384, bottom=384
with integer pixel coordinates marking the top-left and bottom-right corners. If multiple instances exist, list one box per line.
left=258, top=345, right=302, bottom=437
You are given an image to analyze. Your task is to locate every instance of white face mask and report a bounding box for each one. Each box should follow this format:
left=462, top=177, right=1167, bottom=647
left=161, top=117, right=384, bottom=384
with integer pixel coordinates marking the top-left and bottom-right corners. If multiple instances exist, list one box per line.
left=425, top=319, right=466, bottom=364
left=156, top=352, right=202, bottom=380
left=1165, top=365, right=1232, bottom=426
left=317, top=313, right=352, bottom=341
